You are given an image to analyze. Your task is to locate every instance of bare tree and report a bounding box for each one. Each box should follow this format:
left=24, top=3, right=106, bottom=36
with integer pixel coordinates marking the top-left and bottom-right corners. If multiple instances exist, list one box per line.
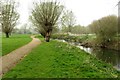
left=1, top=0, right=19, bottom=38
left=30, top=1, right=63, bottom=42
left=61, top=10, right=76, bottom=33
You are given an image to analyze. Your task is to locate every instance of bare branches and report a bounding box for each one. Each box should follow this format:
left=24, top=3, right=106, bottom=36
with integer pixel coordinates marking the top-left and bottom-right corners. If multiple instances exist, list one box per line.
left=61, top=10, right=76, bottom=33
left=30, top=0, right=63, bottom=42
left=1, top=0, right=19, bottom=38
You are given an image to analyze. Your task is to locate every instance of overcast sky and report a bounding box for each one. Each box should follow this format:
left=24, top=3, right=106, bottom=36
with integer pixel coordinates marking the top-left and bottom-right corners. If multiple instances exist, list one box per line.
left=17, top=0, right=118, bottom=27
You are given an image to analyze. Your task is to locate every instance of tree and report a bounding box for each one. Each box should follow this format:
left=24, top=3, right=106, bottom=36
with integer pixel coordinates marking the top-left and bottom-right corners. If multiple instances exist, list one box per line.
left=30, top=1, right=63, bottom=42
left=61, top=10, right=76, bottom=33
left=89, top=15, right=118, bottom=47
left=20, top=24, right=28, bottom=34
left=71, top=25, right=89, bottom=34
left=1, top=0, right=19, bottom=38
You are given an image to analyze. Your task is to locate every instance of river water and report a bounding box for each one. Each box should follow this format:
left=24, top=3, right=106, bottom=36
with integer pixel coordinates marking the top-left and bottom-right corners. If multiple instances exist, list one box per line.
left=57, top=39, right=120, bottom=70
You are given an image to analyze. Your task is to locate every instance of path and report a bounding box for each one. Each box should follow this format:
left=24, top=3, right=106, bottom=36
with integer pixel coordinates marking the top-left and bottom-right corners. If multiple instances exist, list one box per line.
left=0, top=35, right=41, bottom=77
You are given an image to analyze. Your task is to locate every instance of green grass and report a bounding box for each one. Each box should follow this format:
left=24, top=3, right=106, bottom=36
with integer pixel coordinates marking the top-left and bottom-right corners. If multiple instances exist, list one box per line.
left=3, top=39, right=119, bottom=78
left=2, top=34, right=32, bottom=56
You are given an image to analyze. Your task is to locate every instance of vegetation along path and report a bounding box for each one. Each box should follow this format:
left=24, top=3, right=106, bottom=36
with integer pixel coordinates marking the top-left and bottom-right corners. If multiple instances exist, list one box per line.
left=3, top=38, right=119, bottom=78
left=0, top=36, right=41, bottom=77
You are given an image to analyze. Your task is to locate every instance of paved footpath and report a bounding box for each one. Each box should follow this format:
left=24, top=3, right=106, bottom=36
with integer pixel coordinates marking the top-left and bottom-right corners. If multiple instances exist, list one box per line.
left=0, top=36, right=41, bottom=77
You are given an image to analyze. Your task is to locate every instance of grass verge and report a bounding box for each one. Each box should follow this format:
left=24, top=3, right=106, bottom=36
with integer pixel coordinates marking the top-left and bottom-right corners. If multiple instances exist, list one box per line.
left=3, top=38, right=120, bottom=78
left=2, top=34, right=32, bottom=56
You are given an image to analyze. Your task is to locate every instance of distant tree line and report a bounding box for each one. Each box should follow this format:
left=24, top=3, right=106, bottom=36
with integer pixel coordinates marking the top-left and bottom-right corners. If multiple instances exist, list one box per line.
left=61, top=25, right=91, bottom=34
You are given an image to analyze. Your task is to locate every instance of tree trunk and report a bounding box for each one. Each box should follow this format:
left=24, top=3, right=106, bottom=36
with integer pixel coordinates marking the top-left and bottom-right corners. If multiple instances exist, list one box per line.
left=45, top=31, right=51, bottom=42
left=40, top=32, right=45, bottom=38
left=6, top=33, right=9, bottom=38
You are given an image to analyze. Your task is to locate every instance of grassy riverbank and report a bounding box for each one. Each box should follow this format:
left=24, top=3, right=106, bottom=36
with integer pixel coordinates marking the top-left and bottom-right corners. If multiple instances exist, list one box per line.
left=2, top=34, right=32, bottom=56
left=3, top=37, right=119, bottom=78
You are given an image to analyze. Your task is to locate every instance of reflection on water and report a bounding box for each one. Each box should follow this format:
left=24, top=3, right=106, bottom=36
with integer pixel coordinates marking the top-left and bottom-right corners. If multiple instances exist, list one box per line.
left=71, top=42, right=120, bottom=70
left=91, top=48, right=120, bottom=70
left=57, top=39, right=120, bottom=70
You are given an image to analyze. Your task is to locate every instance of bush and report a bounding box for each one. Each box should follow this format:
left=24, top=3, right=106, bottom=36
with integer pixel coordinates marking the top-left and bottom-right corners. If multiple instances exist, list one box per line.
left=51, top=34, right=91, bottom=43
left=89, top=15, right=118, bottom=47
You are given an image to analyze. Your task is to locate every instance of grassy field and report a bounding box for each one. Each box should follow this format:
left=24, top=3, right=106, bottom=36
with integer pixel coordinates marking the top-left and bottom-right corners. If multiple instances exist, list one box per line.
left=3, top=37, right=119, bottom=78
left=2, top=34, right=32, bottom=56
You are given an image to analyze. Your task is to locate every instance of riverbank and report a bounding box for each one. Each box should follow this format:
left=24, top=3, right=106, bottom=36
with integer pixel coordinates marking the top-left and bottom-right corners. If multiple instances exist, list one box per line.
left=3, top=38, right=120, bottom=78
left=51, top=34, right=120, bottom=51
